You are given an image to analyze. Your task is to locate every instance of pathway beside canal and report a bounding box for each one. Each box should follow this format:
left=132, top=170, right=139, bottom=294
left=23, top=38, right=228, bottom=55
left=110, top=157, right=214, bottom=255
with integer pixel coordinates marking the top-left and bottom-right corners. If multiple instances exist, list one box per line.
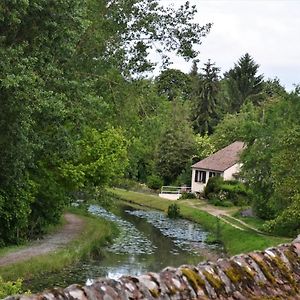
left=0, top=213, right=85, bottom=267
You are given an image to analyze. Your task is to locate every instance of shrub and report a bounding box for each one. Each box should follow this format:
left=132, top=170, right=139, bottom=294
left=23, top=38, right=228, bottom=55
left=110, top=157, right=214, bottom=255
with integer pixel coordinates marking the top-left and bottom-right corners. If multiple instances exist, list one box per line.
left=204, top=176, right=224, bottom=198
left=114, top=178, right=155, bottom=194
left=220, top=182, right=252, bottom=206
left=0, top=277, right=27, bottom=298
left=205, top=178, right=252, bottom=206
left=180, top=192, right=197, bottom=199
left=263, top=195, right=300, bottom=237
left=167, top=203, right=181, bottom=218
left=114, top=178, right=137, bottom=190
left=146, top=175, right=163, bottom=190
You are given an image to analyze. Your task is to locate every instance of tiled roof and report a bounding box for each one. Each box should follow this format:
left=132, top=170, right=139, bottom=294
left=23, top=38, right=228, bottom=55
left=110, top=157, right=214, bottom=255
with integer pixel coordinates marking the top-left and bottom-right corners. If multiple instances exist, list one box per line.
left=192, top=141, right=245, bottom=172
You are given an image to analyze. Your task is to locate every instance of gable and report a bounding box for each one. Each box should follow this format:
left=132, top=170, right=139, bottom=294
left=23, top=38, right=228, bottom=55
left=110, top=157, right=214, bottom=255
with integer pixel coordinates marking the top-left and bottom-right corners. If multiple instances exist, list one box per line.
left=192, top=141, right=244, bottom=172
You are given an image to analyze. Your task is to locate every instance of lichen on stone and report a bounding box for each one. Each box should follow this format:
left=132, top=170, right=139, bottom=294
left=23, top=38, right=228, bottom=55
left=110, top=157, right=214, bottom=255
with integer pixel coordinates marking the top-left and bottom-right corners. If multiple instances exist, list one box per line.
left=202, top=270, right=223, bottom=290
left=180, top=267, right=205, bottom=292
left=251, top=256, right=276, bottom=285
left=223, top=266, right=241, bottom=283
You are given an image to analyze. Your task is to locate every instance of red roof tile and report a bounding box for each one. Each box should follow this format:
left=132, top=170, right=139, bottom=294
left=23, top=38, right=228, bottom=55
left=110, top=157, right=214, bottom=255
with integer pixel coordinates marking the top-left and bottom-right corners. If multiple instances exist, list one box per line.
left=192, top=141, right=245, bottom=172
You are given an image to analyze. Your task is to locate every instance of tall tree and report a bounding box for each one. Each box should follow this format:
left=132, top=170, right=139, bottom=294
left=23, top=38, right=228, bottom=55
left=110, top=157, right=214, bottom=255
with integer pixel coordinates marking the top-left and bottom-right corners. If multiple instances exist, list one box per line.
left=155, top=101, right=195, bottom=184
left=155, top=69, right=192, bottom=101
left=240, top=93, right=300, bottom=235
left=0, top=0, right=211, bottom=245
left=224, top=53, right=264, bottom=112
left=192, top=60, right=220, bottom=135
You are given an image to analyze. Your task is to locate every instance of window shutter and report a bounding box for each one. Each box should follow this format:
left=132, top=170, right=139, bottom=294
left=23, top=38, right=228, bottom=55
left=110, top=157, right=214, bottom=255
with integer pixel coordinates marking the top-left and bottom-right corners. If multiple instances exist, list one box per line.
left=202, top=171, right=206, bottom=183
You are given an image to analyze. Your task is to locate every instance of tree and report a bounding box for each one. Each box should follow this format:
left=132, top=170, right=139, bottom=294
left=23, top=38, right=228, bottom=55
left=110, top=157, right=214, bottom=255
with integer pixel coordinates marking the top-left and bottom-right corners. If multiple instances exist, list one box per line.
left=0, top=0, right=211, bottom=245
left=224, top=53, right=264, bottom=112
left=155, top=101, right=195, bottom=184
left=192, top=60, right=220, bottom=134
left=73, top=0, right=212, bottom=75
left=240, top=92, right=300, bottom=235
left=263, top=77, right=287, bottom=99
left=155, top=69, right=192, bottom=101
left=211, top=102, right=261, bottom=150
left=194, top=133, right=216, bottom=160
left=0, top=0, right=87, bottom=244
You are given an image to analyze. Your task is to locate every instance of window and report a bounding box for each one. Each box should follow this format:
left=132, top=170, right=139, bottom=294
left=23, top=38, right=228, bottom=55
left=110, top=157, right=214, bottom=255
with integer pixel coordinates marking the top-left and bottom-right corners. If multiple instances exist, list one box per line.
left=195, top=170, right=206, bottom=183
left=209, top=171, right=221, bottom=178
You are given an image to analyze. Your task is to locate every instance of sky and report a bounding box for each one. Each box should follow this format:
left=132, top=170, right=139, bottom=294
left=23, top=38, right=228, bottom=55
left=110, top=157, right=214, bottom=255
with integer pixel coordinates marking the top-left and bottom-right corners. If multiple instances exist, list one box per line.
left=159, top=0, right=300, bottom=91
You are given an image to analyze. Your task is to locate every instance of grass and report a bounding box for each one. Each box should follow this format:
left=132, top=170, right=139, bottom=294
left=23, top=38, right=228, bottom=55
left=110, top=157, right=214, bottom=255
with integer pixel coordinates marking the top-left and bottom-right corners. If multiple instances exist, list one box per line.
left=232, top=211, right=266, bottom=231
left=221, top=215, right=257, bottom=231
left=0, top=207, right=118, bottom=281
left=110, top=188, right=291, bottom=256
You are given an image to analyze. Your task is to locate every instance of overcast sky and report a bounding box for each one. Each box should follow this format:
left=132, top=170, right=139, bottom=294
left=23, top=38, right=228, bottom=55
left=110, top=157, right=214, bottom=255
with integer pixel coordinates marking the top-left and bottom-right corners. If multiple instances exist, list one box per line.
left=160, top=0, right=300, bottom=91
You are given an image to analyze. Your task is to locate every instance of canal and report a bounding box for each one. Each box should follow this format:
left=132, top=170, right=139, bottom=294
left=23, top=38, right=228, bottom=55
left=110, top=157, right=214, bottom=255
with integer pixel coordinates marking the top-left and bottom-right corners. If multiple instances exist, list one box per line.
left=26, top=201, right=223, bottom=292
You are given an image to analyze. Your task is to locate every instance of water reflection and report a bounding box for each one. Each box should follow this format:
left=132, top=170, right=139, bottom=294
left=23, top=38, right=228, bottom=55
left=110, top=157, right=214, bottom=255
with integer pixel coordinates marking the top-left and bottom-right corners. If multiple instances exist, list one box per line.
left=25, top=202, right=222, bottom=292
left=88, top=205, right=155, bottom=254
left=125, top=210, right=211, bottom=254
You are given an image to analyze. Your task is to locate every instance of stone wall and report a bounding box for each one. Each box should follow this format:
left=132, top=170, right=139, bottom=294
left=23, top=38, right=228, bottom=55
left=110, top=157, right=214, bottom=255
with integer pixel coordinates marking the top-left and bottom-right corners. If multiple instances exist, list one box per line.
left=5, top=236, right=300, bottom=300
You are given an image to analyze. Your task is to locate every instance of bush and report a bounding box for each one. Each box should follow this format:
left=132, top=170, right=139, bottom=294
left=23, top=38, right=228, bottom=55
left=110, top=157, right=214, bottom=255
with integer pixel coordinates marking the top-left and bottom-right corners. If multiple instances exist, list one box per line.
left=204, top=176, right=224, bottom=198
left=167, top=203, right=181, bottom=218
left=114, top=178, right=155, bottom=194
left=205, top=177, right=252, bottom=206
left=146, top=175, right=163, bottom=190
left=263, top=195, right=300, bottom=237
left=0, top=277, right=27, bottom=298
left=180, top=192, right=197, bottom=199
left=114, top=178, right=138, bottom=190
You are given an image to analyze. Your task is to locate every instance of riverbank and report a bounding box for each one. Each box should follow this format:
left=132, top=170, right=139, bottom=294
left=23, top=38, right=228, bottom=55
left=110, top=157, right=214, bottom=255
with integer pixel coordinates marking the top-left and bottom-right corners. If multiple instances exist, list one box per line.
left=111, top=188, right=291, bottom=255
left=0, top=207, right=118, bottom=281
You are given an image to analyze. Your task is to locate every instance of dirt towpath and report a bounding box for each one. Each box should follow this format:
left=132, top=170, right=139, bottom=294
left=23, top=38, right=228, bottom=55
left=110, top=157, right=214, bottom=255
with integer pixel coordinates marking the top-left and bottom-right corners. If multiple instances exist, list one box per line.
left=179, top=199, right=264, bottom=233
left=0, top=213, right=85, bottom=267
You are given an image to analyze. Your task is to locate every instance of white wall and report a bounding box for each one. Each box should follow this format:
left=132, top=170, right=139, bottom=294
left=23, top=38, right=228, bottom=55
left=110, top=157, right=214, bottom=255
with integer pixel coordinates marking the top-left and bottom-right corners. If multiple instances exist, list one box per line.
left=191, top=169, right=209, bottom=193
left=191, top=164, right=241, bottom=193
left=223, top=163, right=241, bottom=180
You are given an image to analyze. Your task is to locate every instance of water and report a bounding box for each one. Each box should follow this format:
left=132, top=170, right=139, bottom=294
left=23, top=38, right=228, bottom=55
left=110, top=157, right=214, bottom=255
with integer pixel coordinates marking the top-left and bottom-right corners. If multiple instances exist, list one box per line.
left=25, top=202, right=223, bottom=292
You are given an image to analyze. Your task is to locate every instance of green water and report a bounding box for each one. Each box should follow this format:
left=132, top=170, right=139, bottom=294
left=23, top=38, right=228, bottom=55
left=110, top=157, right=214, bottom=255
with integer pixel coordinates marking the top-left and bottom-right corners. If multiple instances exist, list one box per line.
left=25, top=202, right=223, bottom=292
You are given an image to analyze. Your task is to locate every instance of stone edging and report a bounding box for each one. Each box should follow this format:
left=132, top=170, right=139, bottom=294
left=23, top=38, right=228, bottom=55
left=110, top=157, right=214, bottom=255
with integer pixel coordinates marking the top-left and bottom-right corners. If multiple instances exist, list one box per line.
left=5, top=235, right=300, bottom=300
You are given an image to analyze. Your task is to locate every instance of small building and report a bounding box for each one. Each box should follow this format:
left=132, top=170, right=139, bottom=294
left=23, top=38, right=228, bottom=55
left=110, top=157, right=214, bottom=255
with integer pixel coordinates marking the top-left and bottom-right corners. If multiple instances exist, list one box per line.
left=191, top=141, right=245, bottom=193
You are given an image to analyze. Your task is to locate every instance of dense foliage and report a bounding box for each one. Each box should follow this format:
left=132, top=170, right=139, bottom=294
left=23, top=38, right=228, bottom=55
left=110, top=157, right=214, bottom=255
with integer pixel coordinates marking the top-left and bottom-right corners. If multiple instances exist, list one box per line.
left=167, top=203, right=181, bottom=219
left=204, top=177, right=251, bottom=207
left=0, top=0, right=299, bottom=245
left=0, top=277, right=25, bottom=299
left=212, top=91, right=300, bottom=236
left=0, top=0, right=209, bottom=245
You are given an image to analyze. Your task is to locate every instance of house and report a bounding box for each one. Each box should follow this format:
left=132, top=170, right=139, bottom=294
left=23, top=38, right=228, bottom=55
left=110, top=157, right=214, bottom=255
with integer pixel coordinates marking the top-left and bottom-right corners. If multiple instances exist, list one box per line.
left=191, top=141, right=245, bottom=193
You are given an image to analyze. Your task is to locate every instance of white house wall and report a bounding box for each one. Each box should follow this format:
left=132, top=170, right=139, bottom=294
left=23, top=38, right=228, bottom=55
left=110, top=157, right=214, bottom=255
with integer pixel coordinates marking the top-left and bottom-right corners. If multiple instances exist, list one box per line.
left=191, top=169, right=208, bottom=193
left=223, top=163, right=241, bottom=180
left=191, top=164, right=241, bottom=193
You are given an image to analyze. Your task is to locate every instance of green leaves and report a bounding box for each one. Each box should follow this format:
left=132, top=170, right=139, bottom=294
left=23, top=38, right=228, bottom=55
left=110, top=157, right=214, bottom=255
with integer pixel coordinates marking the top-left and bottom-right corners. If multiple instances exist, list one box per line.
left=239, top=93, right=300, bottom=235
left=155, top=101, right=195, bottom=184
left=60, top=127, right=128, bottom=189
left=80, top=0, right=211, bottom=74
left=0, top=0, right=213, bottom=245
left=191, top=60, right=220, bottom=135
left=224, top=53, right=264, bottom=113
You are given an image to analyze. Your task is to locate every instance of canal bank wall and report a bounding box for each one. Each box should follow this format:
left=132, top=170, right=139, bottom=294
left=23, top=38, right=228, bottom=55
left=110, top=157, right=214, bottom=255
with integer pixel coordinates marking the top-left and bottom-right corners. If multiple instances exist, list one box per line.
left=5, top=235, right=300, bottom=299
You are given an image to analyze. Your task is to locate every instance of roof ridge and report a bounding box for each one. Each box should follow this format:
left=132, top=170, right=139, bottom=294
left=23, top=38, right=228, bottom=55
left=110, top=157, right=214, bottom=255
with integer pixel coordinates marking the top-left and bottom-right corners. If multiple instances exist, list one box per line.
left=192, top=141, right=244, bottom=172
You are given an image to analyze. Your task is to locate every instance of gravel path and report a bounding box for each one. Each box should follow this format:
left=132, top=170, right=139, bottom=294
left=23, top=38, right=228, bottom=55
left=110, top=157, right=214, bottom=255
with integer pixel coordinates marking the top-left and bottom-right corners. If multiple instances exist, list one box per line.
left=0, top=213, right=85, bottom=267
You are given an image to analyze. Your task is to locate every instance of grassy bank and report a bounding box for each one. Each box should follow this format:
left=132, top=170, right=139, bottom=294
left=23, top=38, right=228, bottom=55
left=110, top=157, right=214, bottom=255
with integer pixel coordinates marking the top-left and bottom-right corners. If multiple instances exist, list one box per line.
left=0, top=207, right=118, bottom=281
left=111, top=188, right=291, bottom=256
